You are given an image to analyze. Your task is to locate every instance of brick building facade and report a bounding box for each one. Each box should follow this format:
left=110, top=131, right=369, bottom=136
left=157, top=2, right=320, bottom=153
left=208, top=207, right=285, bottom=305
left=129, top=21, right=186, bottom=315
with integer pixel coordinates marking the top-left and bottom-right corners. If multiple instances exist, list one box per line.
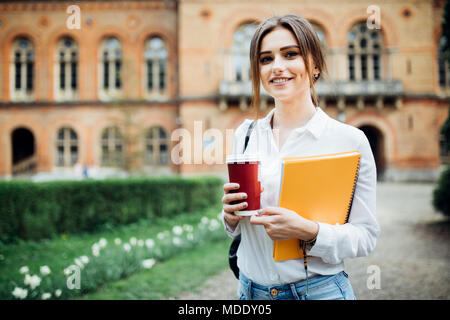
left=0, top=0, right=449, bottom=181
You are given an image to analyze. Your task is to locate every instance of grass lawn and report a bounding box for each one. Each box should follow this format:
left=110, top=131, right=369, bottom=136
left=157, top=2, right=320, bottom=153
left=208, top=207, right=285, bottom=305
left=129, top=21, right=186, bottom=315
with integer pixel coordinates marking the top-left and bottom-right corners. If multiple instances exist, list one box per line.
left=77, top=239, right=232, bottom=300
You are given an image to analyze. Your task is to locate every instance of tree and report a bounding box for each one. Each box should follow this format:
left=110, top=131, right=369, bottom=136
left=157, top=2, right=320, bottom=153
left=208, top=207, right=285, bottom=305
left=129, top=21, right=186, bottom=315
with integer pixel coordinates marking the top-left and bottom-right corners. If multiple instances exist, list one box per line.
left=440, top=0, right=450, bottom=152
left=432, top=0, right=450, bottom=217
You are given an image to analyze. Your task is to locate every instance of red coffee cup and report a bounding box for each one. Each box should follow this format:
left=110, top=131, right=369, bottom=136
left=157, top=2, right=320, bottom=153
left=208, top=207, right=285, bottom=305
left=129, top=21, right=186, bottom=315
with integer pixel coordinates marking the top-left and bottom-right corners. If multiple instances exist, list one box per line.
left=226, top=154, right=262, bottom=216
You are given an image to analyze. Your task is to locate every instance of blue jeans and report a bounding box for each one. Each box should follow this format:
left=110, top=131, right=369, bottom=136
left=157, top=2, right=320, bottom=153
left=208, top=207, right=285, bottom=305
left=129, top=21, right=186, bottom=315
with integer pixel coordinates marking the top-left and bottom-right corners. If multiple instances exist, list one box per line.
left=238, top=271, right=356, bottom=300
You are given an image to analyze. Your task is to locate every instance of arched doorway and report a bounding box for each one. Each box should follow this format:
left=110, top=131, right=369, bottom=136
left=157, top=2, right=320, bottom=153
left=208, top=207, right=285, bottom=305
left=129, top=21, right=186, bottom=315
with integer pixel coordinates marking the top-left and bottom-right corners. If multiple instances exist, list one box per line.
left=11, top=127, right=37, bottom=176
left=359, top=125, right=385, bottom=180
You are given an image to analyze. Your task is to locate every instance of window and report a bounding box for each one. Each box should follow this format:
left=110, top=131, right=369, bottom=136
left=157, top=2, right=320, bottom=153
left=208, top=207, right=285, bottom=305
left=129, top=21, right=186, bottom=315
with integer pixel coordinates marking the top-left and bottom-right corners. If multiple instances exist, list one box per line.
left=347, top=22, right=383, bottom=81
left=55, top=37, right=78, bottom=101
left=144, top=36, right=168, bottom=99
left=440, top=134, right=450, bottom=164
left=101, top=127, right=124, bottom=166
left=232, top=23, right=257, bottom=82
left=10, top=37, right=34, bottom=101
left=56, top=127, right=78, bottom=166
left=438, top=36, right=450, bottom=88
left=99, top=37, right=123, bottom=100
left=145, top=126, right=169, bottom=166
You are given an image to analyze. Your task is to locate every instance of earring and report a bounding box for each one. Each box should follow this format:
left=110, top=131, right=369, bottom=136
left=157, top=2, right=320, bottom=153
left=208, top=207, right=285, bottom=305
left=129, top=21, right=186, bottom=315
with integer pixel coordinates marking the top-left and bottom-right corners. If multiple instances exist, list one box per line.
left=313, top=73, right=320, bottom=81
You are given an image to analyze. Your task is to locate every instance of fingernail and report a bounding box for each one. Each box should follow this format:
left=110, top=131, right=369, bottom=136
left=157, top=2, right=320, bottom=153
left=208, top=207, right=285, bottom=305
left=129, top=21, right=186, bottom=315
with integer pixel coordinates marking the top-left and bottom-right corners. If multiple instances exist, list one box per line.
left=242, top=194, right=247, bottom=199
left=243, top=202, right=248, bottom=207
left=235, top=184, right=240, bottom=188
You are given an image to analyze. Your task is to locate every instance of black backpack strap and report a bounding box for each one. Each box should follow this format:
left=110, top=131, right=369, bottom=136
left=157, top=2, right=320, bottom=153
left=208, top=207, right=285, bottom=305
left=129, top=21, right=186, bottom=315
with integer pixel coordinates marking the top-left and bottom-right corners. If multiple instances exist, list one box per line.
left=243, top=120, right=256, bottom=153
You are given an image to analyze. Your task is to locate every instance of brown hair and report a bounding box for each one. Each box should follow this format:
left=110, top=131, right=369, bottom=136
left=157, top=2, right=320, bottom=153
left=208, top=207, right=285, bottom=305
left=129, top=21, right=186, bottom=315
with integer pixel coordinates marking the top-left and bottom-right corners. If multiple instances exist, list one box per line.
left=249, top=14, right=327, bottom=119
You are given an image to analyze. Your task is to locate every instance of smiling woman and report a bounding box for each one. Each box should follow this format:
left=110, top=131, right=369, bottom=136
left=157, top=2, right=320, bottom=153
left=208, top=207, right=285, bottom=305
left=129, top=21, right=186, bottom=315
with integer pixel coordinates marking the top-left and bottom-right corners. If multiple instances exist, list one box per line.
left=250, top=15, right=326, bottom=119
left=221, top=14, right=379, bottom=300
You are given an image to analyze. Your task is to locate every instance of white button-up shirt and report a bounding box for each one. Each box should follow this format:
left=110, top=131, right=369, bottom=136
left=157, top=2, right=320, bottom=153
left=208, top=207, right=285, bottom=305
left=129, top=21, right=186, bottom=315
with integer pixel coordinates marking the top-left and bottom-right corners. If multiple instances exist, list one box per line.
left=222, top=107, right=380, bottom=286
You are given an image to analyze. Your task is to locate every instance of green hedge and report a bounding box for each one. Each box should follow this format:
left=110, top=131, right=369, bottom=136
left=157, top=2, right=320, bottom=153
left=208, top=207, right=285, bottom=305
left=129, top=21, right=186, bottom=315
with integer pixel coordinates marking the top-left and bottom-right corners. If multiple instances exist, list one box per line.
left=0, top=176, right=223, bottom=243
left=433, top=165, right=450, bottom=217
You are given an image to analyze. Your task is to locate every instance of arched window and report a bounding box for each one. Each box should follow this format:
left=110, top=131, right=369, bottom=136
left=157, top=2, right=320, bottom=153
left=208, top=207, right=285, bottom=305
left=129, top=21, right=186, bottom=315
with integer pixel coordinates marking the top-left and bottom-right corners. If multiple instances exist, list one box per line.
left=10, top=37, right=34, bottom=101
left=145, top=126, right=169, bottom=166
left=56, top=127, right=78, bottom=167
left=347, top=22, right=383, bottom=81
left=99, top=37, right=123, bottom=100
left=55, top=37, right=78, bottom=101
left=101, top=126, right=123, bottom=166
left=144, top=36, right=168, bottom=99
left=232, top=23, right=257, bottom=82
left=438, top=35, right=450, bottom=88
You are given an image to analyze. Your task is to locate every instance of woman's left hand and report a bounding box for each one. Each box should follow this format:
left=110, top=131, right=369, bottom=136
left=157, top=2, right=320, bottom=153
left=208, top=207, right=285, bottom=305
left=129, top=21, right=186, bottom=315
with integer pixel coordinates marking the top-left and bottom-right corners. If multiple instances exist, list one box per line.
left=250, top=206, right=319, bottom=241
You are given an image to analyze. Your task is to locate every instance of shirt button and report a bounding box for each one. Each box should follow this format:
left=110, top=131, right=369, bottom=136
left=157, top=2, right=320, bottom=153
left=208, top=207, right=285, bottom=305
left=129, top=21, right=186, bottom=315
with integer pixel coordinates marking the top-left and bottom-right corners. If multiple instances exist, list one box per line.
left=270, top=288, right=278, bottom=296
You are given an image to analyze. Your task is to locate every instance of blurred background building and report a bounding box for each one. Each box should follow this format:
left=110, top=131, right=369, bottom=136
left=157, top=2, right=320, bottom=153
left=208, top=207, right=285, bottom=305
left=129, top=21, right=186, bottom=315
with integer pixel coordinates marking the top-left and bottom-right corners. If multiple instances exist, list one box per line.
left=0, top=0, right=449, bottom=181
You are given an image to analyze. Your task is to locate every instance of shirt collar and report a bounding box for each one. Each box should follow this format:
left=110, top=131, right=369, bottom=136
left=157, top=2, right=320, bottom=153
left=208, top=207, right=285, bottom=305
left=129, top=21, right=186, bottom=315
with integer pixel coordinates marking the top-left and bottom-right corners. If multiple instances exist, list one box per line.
left=258, top=106, right=327, bottom=140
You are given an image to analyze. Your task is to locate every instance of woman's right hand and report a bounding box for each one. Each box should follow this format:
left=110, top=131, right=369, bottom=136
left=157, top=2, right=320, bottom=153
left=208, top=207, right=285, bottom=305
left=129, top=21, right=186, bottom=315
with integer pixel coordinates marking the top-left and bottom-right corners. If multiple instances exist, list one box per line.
left=222, top=183, right=248, bottom=230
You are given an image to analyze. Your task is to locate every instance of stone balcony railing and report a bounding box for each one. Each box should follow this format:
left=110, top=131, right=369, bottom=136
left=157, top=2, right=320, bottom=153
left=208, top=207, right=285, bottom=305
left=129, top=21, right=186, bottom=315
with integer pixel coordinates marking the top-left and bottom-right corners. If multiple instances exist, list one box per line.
left=315, top=80, right=403, bottom=97
left=219, top=79, right=403, bottom=98
left=218, top=79, right=404, bottom=111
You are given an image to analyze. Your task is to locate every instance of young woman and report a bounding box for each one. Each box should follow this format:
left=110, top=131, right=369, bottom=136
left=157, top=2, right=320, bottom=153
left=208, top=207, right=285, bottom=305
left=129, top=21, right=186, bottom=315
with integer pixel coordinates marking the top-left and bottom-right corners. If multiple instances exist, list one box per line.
left=221, top=14, right=380, bottom=300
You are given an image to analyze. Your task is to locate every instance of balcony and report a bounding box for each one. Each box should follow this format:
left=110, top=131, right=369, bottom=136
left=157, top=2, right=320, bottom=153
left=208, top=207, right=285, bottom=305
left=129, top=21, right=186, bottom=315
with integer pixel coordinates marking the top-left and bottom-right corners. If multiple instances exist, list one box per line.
left=219, top=80, right=259, bottom=98
left=219, top=79, right=403, bottom=98
left=218, top=79, right=404, bottom=111
left=315, top=80, right=403, bottom=97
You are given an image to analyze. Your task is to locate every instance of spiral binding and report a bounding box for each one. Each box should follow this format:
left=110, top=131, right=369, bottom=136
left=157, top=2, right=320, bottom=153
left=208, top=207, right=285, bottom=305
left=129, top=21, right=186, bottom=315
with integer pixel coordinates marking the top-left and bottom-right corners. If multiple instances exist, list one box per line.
left=345, top=156, right=361, bottom=223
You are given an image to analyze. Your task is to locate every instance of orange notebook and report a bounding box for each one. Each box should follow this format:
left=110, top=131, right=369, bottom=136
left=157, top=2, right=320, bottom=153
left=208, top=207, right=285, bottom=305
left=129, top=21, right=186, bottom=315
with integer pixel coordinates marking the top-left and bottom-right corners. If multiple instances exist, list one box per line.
left=273, top=151, right=361, bottom=262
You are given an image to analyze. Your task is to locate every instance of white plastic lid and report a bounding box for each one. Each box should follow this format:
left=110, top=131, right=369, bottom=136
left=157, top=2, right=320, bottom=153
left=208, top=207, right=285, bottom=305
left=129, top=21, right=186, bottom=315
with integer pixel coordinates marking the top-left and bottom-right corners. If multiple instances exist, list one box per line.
left=226, top=154, right=260, bottom=163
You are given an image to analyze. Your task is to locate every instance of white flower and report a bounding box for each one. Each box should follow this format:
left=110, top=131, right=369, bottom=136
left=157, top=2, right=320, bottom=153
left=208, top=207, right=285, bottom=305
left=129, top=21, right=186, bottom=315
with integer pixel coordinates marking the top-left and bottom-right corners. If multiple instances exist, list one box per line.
left=40, top=265, right=51, bottom=276
left=157, top=232, right=165, bottom=240
left=130, top=237, right=137, bottom=246
left=142, top=259, right=156, bottom=269
left=201, top=216, right=209, bottom=224
left=137, top=239, right=144, bottom=247
left=98, top=238, right=108, bottom=248
left=208, top=219, right=220, bottom=231
left=41, top=292, right=51, bottom=300
left=172, top=237, right=182, bottom=246
left=183, top=224, right=194, bottom=233
left=92, top=243, right=100, bottom=257
left=19, top=266, right=29, bottom=274
left=187, top=233, right=194, bottom=241
left=172, top=226, right=183, bottom=236
left=123, top=243, right=132, bottom=252
left=63, top=267, right=71, bottom=276
left=145, top=239, right=155, bottom=248
left=114, top=238, right=122, bottom=245
left=12, top=287, right=27, bottom=299
left=80, top=256, right=89, bottom=264
left=54, top=289, right=62, bottom=298
left=24, top=274, right=41, bottom=290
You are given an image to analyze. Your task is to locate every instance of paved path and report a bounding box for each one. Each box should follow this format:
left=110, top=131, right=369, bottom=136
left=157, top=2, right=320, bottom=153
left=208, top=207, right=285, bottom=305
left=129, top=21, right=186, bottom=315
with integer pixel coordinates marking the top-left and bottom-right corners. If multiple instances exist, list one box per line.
left=176, top=182, right=450, bottom=300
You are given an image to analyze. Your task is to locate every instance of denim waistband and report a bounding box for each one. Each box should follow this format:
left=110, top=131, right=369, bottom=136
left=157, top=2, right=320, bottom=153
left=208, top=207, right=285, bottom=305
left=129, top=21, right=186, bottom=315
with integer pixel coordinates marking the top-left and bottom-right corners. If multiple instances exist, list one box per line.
left=240, top=270, right=348, bottom=295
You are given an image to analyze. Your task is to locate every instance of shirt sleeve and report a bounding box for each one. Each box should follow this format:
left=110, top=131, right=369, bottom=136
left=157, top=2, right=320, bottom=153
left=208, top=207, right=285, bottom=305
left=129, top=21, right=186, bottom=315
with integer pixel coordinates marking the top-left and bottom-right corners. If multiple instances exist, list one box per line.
left=220, top=119, right=253, bottom=238
left=307, top=132, right=381, bottom=264
left=221, top=209, right=242, bottom=238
